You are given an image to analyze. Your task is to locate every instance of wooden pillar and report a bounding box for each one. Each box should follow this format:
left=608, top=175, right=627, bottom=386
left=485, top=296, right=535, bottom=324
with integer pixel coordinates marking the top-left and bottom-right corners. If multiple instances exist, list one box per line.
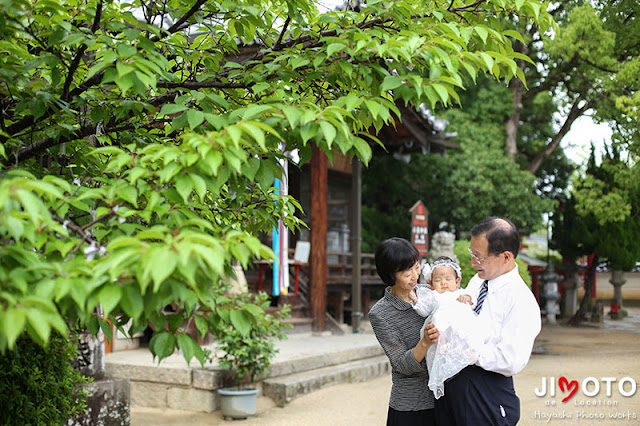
left=351, top=158, right=363, bottom=333
left=310, top=143, right=328, bottom=332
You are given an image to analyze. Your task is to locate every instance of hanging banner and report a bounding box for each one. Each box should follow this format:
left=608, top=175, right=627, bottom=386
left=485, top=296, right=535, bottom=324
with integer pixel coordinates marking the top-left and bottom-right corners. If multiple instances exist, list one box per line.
left=272, top=147, right=291, bottom=296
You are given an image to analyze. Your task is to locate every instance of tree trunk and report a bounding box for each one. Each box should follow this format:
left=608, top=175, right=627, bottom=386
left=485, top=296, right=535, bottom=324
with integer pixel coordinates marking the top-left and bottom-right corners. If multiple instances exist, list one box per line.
left=568, top=254, right=598, bottom=325
left=504, top=41, right=528, bottom=161
left=505, top=78, right=523, bottom=161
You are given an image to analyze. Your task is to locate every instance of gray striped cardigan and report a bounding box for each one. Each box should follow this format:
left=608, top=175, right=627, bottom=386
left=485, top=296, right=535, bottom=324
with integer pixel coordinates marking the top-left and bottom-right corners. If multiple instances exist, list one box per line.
left=369, top=285, right=435, bottom=411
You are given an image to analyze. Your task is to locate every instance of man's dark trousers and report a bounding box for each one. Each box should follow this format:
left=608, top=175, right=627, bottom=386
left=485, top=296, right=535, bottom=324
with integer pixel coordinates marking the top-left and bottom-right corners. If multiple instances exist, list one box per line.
left=434, top=365, right=520, bottom=425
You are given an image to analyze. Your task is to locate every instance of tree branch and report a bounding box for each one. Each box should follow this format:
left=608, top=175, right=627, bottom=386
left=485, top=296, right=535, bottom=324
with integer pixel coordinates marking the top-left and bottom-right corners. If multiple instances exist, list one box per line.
left=62, top=0, right=104, bottom=101
left=5, top=119, right=170, bottom=166
left=273, top=16, right=291, bottom=51
left=4, top=0, right=206, bottom=143
left=156, top=81, right=251, bottom=89
left=450, top=1, right=485, bottom=13
left=526, top=98, right=592, bottom=174
left=81, top=207, right=117, bottom=232
left=151, top=0, right=209, bottom=42
left=52, top=214, right=106, bottom=260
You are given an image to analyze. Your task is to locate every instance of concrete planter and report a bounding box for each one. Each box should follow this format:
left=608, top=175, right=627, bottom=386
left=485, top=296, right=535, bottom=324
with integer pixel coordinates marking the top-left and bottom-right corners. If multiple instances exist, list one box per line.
left=217, top=387, right=259, bottom=420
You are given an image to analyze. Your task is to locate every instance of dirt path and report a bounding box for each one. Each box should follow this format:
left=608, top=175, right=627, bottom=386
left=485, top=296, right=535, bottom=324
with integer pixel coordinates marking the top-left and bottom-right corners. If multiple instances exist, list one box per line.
left=132, top=311, right=640, bottom=425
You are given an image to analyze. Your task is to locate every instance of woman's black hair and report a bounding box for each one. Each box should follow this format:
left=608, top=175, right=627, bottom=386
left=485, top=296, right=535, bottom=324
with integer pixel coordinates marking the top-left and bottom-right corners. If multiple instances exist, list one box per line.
left=374, top=237, right=420, bottom=286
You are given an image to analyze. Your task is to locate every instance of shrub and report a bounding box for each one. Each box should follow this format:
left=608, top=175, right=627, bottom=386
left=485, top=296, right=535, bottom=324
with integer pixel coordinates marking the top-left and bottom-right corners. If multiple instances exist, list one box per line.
left=214, top=292, right=291, bottom=388
left=0, top=333, right=91, bottom=425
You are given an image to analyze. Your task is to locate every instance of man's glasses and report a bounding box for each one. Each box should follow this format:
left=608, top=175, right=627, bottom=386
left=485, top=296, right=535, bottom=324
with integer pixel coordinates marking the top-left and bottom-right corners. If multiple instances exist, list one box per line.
left=467, top=247, right=493, bottom=264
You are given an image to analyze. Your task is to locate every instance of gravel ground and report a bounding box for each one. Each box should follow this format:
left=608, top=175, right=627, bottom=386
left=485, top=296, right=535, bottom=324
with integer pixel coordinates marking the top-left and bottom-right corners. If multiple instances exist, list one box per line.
left=132, top=308, right=640, bottom=426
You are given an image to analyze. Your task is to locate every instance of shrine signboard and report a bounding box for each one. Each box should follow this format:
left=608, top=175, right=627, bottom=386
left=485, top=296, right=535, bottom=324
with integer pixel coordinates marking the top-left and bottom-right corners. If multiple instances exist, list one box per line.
left=410, top=200, right=429, bottom=258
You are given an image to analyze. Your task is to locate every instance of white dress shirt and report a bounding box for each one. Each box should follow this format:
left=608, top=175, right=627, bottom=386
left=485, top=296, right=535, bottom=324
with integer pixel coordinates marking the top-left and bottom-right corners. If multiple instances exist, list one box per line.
left=466, top=264, right=541, bottom=376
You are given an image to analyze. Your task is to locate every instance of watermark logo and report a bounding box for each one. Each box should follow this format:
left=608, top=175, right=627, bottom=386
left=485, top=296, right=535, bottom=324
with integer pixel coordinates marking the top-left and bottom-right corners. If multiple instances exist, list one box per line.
left=532, top=376, right=638, bottom=422
left=535, top=376, right=637, bottom=402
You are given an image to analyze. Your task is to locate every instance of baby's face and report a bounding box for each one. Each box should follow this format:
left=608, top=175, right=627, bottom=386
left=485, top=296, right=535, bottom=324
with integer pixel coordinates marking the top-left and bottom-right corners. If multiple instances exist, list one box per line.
left=430, top=266, right=461, bottom=294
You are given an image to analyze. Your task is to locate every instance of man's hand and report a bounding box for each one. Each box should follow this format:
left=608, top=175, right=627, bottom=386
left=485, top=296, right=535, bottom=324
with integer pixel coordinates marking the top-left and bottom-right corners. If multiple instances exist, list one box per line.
left=457, top=294, right=473, bottom=305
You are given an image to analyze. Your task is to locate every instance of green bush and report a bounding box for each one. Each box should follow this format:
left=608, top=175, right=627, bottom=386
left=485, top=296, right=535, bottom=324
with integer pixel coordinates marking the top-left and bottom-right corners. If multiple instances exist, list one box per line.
left=454, top=240, right=532, bottom=289
left=0, top=333, right=91, bottom=425
left=214, top=292, right=291, bottom=388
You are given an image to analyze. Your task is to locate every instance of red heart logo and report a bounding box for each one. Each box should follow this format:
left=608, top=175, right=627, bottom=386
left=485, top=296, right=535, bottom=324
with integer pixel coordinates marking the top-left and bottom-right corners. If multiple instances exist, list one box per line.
left=559, top=376, right=578, bottom=402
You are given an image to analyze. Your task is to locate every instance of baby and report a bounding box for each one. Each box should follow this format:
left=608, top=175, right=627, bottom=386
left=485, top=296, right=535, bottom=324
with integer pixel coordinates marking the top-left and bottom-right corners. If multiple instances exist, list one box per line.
left=410, top=256, right=486, bottom=399
left=410, top=256, right=472, bottom=311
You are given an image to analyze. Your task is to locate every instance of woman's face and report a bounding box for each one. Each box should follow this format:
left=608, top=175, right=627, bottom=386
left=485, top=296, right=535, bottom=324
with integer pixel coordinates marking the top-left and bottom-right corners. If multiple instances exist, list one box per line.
left=393, top=261, right=421, bottom=291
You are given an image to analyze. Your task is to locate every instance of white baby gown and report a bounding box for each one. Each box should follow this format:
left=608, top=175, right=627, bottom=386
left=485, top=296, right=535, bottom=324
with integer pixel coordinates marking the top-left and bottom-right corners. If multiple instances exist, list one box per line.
left=414, top=287, right=487, bottom=399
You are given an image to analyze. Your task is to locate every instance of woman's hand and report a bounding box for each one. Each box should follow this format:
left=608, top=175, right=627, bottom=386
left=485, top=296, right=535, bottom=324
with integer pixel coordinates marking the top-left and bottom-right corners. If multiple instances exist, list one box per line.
left=425, top=321, right=439, bottom=343
left=414, top=321, right=439, bottom=362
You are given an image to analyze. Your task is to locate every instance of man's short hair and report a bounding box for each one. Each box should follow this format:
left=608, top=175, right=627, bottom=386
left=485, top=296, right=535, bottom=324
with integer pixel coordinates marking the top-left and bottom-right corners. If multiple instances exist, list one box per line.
left=471, top=217, right=520, bottom=258
left=375, top=237, right=420, bottom=286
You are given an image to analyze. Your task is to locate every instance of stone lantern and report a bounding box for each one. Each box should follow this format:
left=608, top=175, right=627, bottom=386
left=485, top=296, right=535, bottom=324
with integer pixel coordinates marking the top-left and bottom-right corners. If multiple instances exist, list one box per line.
left=609, top=269, right=628, bottom=319
left=542, top=265, right=560, bottom=324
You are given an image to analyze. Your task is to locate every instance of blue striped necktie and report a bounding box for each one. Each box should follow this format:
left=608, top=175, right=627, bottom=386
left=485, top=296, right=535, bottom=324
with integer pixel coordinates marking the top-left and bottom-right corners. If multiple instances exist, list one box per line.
left=474, top=280, right=489, bottom=314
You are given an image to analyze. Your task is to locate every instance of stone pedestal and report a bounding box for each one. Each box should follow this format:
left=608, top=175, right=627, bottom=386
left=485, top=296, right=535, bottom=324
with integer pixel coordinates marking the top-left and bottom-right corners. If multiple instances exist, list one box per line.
left=70, top=330, right=131, bottom=425
left=542, top=266, right=560, bottom=324
left=561, top=266, right=579, bottom=318
left=70, top=378, right=131, bottom=426
left=609, top=269, right=628, bottom=319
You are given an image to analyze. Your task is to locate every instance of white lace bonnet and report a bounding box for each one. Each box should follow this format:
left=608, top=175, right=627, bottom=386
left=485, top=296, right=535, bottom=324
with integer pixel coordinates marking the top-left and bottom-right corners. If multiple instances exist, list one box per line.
left=421, top=257, right=462, bottom=282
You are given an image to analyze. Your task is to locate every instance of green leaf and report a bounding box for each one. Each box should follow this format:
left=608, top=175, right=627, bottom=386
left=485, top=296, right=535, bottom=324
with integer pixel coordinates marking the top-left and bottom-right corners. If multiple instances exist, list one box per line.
left=187, top=110, right=205, bottom=129
left=229, top=309, right=252, bottom=337
left=149, top=332, right=176, bottom=360
left=282, top=106, right=300, bottom=128
left=380, top=76, right=403, bottom=92
left=98, top=285, right=122, bottom=317
left=160, top=104, right=189, bottom=115
left=243, top=105, right=272, bottom=121
left=475, top=26, right=489, bottom=44
left=478, top=52, right=495, bottom=72
left=148, top=247, right=178, bottom=291
left=7, top=216, right=24, bottom=241
left=239, top=122, right=266, bottom=150
left=431, top=83, right=449, bottom=103
left=98, top=317, right=113, bottom=342
left=289, top=57, right=310, bottom=70
left=205, top=150, right=223, bottom=175
left=175, top=174, right=193, bottom=202
left=121, top=285, right=144, bottom=319
left=177, top=333, right=202, bottom=365
left=503, top=29, right=525, bottom=44
left=26, top=309, right=51, bottom=343
left=15, top=189, right=45, bottom=223
left=327, top=43, right=346, bottom=57
left=194, top=315, right=209, bottom=339
left=190, top=174, right=207, bottom=200
left=2, top=308, right=26, bottom=349
left=364, top=99, right=382, bottom=120
left=118, top=185, right=138, bottom=207
left=319, top=121, right=336, bottom=146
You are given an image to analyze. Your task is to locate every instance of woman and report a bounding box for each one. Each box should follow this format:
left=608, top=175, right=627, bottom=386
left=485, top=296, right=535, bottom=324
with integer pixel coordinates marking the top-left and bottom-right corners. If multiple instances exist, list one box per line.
left=369, top=237, right=439, bottom=425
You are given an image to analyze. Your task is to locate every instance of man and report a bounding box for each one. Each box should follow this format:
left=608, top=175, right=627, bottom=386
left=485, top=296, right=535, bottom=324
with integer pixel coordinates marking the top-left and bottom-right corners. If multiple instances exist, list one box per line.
left=434, top=217, right=541, bottom=425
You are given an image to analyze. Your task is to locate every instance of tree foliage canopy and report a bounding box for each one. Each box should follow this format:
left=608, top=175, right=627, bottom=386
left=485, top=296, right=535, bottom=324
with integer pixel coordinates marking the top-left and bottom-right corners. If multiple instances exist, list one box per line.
left=509, top=0, right=640, bottom=173
left=362, top=81, right=552, bottom=249
left=0, top=0, right=553, bottom=360
left=553, top=146, right=640, bottom=271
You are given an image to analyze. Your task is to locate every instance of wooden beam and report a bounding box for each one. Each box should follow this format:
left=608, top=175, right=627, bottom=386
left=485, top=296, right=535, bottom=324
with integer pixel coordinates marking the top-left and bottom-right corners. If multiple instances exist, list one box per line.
left=310, top=143, right=328, bottom=332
